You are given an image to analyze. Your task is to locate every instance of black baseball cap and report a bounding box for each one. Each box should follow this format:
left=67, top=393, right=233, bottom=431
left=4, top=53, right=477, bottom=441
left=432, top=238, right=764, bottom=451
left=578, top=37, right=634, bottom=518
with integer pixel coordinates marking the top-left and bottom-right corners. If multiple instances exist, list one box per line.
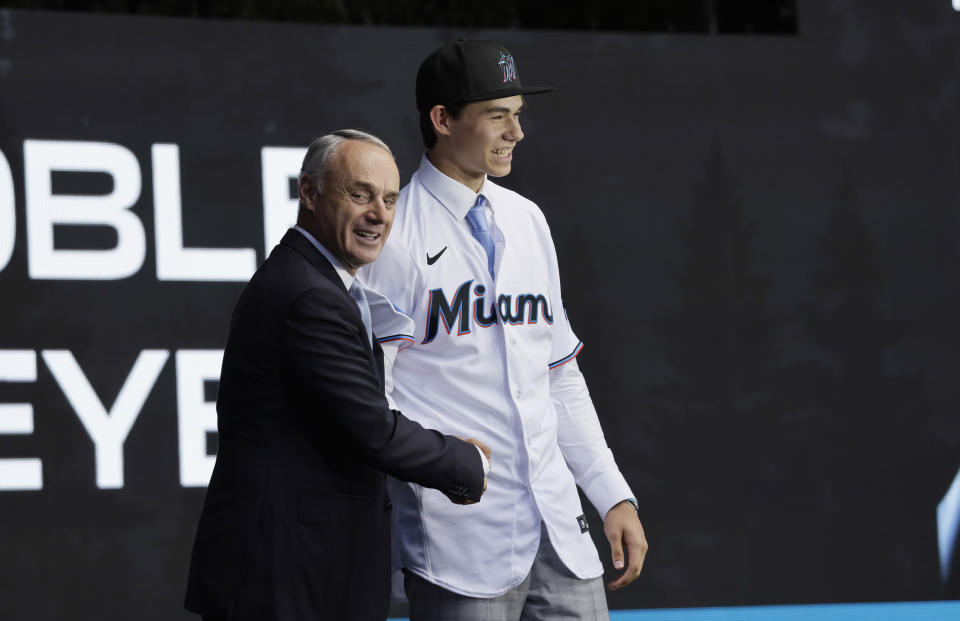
left=416, top=39, right=555, bottom=111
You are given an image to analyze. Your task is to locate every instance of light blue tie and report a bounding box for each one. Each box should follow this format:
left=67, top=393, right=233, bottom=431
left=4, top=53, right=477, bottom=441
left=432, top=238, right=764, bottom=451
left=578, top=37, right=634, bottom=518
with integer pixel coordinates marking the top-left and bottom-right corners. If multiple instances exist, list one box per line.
left=348, top=281, right=373, bottom=348
left=465, top=194, right=495, bottom=278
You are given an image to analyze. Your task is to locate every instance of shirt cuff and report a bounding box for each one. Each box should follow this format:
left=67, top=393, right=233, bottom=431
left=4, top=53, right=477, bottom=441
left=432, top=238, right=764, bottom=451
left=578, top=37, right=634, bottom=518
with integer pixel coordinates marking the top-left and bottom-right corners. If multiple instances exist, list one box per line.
left=476, top=446, right=490, bottom=476
left=583, top=470, right=635, bottom=520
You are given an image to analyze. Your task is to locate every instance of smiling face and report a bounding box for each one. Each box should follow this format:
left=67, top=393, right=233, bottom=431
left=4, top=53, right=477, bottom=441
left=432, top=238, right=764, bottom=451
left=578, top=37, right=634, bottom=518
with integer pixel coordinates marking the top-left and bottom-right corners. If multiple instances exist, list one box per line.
left=430, top=95, right=525, bottom=192
left=297, top=140, right=399, bottom=274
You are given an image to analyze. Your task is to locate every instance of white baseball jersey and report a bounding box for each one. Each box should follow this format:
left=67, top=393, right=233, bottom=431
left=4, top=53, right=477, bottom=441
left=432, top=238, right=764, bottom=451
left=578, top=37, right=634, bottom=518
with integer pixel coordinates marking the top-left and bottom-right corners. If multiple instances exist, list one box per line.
left=361, top=155, right=633, bottom=597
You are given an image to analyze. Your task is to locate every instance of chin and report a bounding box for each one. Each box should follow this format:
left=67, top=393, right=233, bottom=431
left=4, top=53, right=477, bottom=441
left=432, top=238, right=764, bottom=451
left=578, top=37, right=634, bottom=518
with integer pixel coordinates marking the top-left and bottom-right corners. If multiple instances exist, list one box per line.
left=353, top=251, right=382, bottom=266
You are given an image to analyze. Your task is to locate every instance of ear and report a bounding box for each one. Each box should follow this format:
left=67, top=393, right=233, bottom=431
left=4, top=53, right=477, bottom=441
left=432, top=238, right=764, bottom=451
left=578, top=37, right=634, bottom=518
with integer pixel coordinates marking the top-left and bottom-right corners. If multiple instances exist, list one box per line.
left=429, top=104, right=453, bottom=138
left=298, top=174, right=317, bottom=212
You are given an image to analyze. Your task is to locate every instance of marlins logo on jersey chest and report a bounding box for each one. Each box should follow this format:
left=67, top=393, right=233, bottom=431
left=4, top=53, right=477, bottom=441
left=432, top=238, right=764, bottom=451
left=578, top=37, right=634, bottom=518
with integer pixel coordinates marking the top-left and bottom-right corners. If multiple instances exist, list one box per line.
left=422, top=279, right=554, bottom=344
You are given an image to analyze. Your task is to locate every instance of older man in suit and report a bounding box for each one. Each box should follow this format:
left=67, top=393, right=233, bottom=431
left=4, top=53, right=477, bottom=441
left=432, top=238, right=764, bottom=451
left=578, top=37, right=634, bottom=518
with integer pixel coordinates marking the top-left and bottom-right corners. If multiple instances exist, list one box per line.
left=184, top=129, right=489, bottom=621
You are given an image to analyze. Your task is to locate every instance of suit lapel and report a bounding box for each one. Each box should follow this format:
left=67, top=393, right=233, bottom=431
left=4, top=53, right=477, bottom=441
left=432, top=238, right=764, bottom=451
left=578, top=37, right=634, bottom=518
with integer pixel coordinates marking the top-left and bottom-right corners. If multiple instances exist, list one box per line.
left=280, top=229, right=345, bottom=289
left=280, top=229, right=383, bottom=376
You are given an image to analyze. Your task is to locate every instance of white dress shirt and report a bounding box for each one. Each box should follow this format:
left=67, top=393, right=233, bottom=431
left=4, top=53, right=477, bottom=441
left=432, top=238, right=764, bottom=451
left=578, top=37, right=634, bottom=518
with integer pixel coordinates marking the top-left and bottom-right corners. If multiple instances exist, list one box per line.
left=361, top=155, right=634, bottom=597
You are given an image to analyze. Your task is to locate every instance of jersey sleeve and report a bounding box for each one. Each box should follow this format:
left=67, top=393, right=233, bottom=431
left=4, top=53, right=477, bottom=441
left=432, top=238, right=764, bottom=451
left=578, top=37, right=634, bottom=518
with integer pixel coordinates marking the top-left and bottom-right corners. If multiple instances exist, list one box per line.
left=366, top=284, right=416, bottom=351
left=359, top=233, right=421, bottom=346
left=540, top=215, right=583, bottom=369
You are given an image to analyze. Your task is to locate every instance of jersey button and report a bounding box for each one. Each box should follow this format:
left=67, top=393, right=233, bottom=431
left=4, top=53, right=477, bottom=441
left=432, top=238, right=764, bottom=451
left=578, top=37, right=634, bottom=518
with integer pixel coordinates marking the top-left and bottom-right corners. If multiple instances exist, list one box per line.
left=509, top=338, right=517, bottom=347
left=515, top=390, right=522, bottom=400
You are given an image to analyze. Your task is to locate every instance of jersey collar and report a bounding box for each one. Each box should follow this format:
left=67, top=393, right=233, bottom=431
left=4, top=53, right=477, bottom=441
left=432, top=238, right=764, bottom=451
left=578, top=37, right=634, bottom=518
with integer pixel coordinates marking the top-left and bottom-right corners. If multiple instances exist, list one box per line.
left=418, top=153, right=494, bottom=221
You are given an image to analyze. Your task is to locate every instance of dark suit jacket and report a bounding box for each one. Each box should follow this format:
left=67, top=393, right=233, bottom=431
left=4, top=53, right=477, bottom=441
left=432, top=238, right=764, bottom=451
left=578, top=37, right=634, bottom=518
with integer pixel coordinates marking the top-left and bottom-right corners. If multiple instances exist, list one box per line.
left=184, top=229, right=484, bottom=621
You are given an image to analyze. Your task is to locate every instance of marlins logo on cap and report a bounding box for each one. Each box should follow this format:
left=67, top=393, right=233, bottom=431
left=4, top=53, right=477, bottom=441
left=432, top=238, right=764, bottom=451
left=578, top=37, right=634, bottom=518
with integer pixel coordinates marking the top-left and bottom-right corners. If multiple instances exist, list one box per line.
left=416, top=39, right=554, bottom=111
left=497, top=51, right=518, bottom=83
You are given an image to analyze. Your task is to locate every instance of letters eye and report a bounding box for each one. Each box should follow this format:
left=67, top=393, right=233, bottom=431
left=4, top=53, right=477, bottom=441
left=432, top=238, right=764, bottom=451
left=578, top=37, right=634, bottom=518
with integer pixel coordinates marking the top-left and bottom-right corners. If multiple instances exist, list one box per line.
left=384, top=197, right=397, bottom=207
left=351, top=192, right=370, bottom=202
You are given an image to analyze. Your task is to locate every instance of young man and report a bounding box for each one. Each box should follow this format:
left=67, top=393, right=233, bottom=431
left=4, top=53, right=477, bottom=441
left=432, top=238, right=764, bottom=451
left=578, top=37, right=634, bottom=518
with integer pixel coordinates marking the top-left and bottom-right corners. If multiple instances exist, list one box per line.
left=363, top=41, right=648, bottom=619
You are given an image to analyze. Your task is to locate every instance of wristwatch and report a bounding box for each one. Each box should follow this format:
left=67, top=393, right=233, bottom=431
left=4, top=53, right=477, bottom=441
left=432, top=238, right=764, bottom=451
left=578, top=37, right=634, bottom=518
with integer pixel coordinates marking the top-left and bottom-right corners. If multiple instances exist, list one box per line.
left=623, top=497, right=639, bottom=513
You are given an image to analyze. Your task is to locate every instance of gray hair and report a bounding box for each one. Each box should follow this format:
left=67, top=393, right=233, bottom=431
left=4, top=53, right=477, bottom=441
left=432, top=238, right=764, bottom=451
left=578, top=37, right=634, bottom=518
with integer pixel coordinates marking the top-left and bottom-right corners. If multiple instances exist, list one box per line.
left=298, top=129, right=393, bottom=200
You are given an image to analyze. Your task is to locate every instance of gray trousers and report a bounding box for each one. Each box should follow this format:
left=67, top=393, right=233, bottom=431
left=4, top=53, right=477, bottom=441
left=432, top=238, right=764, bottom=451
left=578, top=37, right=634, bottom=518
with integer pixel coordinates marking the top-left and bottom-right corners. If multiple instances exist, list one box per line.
left=404, top=523, right=609, bottom=621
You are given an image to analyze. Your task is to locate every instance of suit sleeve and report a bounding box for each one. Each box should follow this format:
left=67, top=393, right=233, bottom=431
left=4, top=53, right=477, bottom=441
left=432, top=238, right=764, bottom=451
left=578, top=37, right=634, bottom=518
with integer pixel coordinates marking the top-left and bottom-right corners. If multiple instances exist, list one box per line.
left=280, top=286, right=484, bottom=502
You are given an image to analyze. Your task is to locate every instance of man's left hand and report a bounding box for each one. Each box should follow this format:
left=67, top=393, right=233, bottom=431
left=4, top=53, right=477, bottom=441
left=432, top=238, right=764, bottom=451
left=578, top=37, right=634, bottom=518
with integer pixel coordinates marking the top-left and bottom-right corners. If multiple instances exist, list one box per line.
left=603, top=500, right=648, bottom=591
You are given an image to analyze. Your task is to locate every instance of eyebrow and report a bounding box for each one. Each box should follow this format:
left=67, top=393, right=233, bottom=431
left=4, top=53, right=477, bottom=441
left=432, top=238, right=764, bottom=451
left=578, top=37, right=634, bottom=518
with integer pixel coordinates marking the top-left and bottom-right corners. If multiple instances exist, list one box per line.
left=484, top=105, right=524, bottom=115
left=350, top=181, right=399, bottom=198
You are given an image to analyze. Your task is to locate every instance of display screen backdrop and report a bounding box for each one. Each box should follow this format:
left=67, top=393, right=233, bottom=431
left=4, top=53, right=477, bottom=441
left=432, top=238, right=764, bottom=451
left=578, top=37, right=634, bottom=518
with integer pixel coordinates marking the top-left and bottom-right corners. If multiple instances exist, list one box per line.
left=0, top=3, right=959, bottom=619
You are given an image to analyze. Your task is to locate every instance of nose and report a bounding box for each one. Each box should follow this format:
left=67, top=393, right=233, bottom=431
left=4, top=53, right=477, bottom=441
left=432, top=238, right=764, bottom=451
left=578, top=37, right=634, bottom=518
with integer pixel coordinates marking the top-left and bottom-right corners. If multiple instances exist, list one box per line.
left=506, top=116, right=524, bottom=142
left=367, top=197, right=390, bottom=222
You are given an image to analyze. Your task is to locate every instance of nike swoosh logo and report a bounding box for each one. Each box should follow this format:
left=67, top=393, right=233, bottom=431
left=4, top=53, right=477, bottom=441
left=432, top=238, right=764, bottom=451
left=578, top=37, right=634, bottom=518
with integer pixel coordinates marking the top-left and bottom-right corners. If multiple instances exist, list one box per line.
left=426, top=247, right=447, bottom=265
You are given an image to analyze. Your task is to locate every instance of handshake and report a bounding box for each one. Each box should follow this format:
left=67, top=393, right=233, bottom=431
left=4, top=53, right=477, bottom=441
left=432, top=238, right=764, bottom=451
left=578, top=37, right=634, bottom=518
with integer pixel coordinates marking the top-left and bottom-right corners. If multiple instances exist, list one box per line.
left=446, top=437, right=491, bottom=505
